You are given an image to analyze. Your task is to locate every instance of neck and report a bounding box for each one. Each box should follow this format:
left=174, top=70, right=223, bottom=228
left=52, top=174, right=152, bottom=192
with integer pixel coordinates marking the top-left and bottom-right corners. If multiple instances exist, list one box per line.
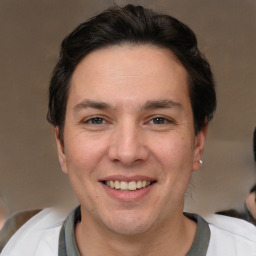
left=75, top=209, right=197, bottom=256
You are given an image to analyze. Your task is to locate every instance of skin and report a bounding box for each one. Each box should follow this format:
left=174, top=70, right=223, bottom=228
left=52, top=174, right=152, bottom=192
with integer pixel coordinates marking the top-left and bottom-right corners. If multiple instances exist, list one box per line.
left=0, top=199, right=7, bottom=230
left=56, top=44, right=207, bottom=256
left=246, top=192, right=256, bottom=219
left=0, top=214, right=6, bottom=231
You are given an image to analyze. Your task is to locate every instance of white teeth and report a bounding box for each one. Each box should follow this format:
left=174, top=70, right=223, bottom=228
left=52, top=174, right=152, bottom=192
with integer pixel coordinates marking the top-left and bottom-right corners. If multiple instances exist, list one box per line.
left=105, top=180, right=153, bottom=191
left=110, top=180, right=115, bottom=188
left=136, top=180, right=142, bottom=189
left=114, top=180, right=120, bottom=189
left=128, top=181, right=136, bottom=191
left=120, top=181, right=128, bottom=190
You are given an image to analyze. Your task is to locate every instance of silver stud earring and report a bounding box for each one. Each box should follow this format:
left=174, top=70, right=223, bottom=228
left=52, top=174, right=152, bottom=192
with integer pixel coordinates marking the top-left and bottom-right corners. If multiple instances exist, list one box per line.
left=199, top=160, right=203, bottom=165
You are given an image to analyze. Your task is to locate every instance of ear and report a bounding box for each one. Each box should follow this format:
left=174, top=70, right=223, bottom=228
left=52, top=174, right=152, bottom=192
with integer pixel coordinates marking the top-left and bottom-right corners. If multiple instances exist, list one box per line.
left=192, top=125, right=208, bottom=172
left=55, top=127, right=68, bottom=174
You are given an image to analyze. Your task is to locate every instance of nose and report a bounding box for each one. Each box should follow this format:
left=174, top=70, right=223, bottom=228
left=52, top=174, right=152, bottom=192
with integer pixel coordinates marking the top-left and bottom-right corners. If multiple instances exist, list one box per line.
left=108, top=121, right=149, bottom=166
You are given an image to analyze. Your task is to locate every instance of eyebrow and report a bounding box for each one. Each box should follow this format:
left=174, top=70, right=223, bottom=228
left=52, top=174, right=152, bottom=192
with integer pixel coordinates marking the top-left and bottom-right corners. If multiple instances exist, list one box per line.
left=74, top=99, right=111, bottom=112
left=73, top=99, right=182, bottom=112
left=143, top=100, right=182, bottom=110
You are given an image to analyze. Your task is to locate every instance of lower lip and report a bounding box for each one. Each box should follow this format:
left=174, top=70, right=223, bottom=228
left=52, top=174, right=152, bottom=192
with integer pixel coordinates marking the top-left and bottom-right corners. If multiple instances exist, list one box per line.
left=101, top=182, right=155, bottom=201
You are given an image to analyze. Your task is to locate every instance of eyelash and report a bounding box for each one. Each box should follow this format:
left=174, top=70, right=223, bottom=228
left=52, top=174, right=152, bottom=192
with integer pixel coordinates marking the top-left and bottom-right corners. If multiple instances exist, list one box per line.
left=148, top=116, right=173, bottom=125
left=81, top=115, right=176, bottom=128
left=83, top=116, right=108, bottom=125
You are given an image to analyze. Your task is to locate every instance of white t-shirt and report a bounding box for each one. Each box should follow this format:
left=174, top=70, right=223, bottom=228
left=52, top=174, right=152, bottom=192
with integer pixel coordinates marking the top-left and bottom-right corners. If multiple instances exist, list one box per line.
left=1, top=207, right=256, bottom=256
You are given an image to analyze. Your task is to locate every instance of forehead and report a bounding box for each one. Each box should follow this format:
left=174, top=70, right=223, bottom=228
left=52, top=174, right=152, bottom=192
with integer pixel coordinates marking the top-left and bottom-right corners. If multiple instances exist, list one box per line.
left=68, top=44, right=190, bottom=108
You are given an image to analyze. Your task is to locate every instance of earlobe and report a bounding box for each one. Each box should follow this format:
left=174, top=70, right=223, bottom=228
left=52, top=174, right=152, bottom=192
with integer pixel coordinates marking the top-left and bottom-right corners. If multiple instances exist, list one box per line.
left=55, top=127, right=68, bottom=173
left=192, top=125, right=208, bottom=172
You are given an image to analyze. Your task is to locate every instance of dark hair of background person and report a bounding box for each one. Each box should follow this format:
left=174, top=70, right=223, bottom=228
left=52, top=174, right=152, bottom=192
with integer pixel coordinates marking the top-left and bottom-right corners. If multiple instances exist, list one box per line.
left=250, top=184, right=256, bottom=193
left=47, top=4, right=217, bottom=143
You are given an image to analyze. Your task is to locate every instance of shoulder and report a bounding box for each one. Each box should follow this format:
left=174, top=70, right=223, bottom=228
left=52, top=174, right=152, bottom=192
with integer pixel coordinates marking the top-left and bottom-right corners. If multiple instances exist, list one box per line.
left=1, top=207, right=69, bottom=256
left=205, top=214, right=256, bottom=255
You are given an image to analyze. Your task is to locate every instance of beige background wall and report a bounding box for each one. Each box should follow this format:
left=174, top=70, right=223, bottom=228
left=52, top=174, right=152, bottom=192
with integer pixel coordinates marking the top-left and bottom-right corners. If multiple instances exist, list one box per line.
left=0, top=0, right=255, bottom=217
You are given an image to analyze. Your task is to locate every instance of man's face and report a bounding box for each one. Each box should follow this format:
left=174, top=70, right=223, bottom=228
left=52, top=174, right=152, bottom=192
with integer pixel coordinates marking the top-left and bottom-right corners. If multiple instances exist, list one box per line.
left=56, top=45, right=206, bottom=235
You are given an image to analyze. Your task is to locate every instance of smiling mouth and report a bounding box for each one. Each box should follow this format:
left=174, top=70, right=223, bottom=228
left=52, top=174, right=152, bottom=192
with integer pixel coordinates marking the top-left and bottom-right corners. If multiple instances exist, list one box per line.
left=102, top=180, right=156, bottom=191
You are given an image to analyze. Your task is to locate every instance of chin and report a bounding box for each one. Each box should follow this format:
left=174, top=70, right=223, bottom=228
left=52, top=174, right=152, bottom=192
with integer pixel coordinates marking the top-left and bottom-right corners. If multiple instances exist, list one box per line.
left=101, top=212, right=156, bottom=236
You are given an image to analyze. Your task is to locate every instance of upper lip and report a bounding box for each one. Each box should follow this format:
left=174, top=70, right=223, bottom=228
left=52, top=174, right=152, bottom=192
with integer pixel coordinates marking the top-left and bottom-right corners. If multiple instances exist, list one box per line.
left=99, top=175, right=156, bottom=182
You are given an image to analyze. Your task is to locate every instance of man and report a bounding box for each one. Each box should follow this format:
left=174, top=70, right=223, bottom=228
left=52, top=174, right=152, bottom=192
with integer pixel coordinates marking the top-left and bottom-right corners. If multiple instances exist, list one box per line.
left=1, top=4, right=256, bottom=256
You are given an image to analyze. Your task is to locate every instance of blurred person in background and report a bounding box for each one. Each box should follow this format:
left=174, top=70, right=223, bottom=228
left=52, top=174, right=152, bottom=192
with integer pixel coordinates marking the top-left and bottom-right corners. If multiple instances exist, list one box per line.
left=217, top=126, right=256, bottom=225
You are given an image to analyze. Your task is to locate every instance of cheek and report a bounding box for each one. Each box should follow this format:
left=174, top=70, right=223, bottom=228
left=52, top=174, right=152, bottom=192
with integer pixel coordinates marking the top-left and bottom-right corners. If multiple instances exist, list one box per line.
left=64, top=135, right=109, bottom=206
left=64, top=134, right=108, bottom=175
left=149, top=133, right=194, bottom=194
left=150, top=134, right=194, bottom=167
